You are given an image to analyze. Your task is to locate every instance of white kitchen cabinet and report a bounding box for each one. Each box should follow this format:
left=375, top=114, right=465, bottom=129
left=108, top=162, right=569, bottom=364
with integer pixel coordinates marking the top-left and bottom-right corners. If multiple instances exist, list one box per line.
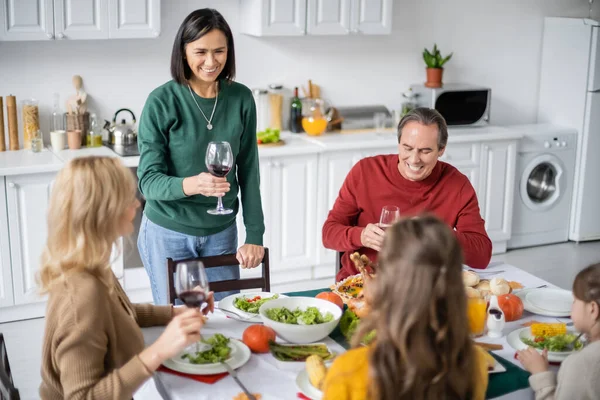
left=0, top=179, right=14, bottom=308
left=5, top=172, right=55, bottom=305
left=240, top=0, right=392, bottom=36
left=479, top=140, right=518, bottom=252
left=264, top=154, right=319, bottom=283
left=0, top=0, right=159, bottom=41
left=108, top=0, right=160, bottom=39
left=240, top=0, right=308, bottom=36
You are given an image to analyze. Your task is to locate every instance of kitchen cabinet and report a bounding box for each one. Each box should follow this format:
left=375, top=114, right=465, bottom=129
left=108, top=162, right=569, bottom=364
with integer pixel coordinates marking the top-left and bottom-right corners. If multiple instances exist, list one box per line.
left=478, top=140, right=518, bottom=253
left=0, top=0, right=159, bottom=41
left=5, top=172, right=55, bottom=305
left=0, top=179, right=14, bottom=308
left=239, top=0, right=392, bottom=36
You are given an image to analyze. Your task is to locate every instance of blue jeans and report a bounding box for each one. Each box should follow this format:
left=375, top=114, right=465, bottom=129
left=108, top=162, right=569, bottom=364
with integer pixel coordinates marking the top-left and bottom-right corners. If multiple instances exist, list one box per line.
left=138, top=214, right=240, bottom=304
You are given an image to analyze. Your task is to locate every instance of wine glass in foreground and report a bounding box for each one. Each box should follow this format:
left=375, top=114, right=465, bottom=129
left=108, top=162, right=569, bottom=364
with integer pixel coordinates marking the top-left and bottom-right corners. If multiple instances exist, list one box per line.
left=205, top=141, right=234, bottom=215
left=175, top=261, right=210, bottom=352
left=379, top=205, right=400, bottom=230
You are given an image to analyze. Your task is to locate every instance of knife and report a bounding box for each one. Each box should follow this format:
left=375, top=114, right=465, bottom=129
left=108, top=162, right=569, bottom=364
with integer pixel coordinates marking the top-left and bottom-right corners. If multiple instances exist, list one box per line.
left=220, top=361, right=256, bottom=400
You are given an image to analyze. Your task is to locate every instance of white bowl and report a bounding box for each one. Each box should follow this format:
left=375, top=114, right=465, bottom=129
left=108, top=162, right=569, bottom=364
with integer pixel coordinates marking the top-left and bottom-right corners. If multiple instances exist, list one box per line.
left=259, top=297, right=342, bottom=344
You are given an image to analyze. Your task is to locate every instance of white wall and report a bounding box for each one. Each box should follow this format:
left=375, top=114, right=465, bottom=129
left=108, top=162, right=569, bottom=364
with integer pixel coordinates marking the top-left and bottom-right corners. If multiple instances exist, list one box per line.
left=0, top=0, right=594, bottom=144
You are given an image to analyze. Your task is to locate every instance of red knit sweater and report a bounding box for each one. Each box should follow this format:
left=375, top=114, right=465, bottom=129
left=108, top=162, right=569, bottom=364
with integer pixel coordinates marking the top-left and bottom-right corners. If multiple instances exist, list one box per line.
left=322, top=154, right=492, bottom=281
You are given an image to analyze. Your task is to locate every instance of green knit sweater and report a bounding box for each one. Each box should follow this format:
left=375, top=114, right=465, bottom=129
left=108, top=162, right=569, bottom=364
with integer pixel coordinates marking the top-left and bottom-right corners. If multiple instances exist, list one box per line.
left=137, top=79, right=264, bottom=245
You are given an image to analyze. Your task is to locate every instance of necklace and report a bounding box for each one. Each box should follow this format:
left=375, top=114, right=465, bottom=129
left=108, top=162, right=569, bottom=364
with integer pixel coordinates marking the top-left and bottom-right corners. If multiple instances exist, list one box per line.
left=188, top=83, right=218, bottom=130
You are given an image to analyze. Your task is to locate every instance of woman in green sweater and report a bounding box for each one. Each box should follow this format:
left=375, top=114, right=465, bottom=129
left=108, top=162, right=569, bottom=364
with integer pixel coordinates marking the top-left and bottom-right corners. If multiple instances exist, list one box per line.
left=137, top=8, right=265, bottom=304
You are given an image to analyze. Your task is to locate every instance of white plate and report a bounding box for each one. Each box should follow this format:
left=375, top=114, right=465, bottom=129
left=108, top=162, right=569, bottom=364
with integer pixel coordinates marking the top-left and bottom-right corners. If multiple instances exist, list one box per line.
left=296, top=369, right=322, bottom=400
left=218, top=292, right=288, bottom=323
left=162, top=338, right=251, bottom=375
left=515, top=288, right=572, bottom=317
left=506, top=327, right=577, bottom=363
left=526, top=289, right=573, bottom=314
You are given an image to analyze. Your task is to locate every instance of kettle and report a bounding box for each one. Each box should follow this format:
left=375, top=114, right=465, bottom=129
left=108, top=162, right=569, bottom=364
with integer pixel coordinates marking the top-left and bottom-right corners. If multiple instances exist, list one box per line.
left=108, top=108, right=137, bottom=145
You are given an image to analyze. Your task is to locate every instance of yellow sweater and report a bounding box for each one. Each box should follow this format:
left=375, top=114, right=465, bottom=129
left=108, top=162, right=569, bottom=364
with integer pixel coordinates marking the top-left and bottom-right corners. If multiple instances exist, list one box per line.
left=40, top=271, right=173, bottom=400
left=322, top=345, right=490, bottom=400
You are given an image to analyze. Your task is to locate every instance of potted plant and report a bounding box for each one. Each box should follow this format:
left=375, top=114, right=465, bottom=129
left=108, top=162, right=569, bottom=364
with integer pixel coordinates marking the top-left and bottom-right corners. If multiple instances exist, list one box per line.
left=422, top=44, right=453, bottom=88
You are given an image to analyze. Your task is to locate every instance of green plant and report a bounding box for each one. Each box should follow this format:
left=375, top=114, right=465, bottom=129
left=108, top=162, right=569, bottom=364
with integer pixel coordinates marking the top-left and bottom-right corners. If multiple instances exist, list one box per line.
left=423, top=44, right=453, bottom=69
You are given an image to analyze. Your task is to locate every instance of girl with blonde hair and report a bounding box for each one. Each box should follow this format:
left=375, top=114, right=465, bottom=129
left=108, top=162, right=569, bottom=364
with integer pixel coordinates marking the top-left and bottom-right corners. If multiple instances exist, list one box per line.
left=39, top=156, right=211, bottom=399
left=323, top=215, right=490, bottom=400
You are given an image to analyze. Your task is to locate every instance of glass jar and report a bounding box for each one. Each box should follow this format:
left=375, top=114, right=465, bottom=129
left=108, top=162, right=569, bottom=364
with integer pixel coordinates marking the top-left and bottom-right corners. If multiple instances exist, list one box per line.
left=400, top=88, right=418, bottom=117
left=301, top=98, right=330, bottom=136
left=253, top=88, right=269, bottom=133
left=31, top=129, right=43, bottom=153
left=22, top=99, right=40, bottom=149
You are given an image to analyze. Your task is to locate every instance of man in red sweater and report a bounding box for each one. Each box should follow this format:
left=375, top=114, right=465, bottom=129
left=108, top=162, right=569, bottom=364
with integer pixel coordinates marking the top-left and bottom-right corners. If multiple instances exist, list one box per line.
left=323, top=107, right=492, bottom=281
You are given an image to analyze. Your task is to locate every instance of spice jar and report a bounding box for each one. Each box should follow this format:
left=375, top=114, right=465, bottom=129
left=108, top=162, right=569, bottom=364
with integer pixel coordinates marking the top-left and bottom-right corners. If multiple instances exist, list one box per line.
left=253, top=88, right=269, bottom=133
left=22, top=99, right=40, bottom=149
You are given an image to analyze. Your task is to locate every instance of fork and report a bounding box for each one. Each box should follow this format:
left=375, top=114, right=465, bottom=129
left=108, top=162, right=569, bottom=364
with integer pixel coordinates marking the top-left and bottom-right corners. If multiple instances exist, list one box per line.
left=466, top=268, right=505, bottom=275
left=564, top=332, right=584, bottom=351
left=217, top=307, right=258, bottom=321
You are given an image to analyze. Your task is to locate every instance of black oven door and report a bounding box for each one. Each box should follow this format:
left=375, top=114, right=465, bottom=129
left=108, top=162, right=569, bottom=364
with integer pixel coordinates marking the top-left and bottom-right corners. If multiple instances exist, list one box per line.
left=435, top=90, right=490, bottom=125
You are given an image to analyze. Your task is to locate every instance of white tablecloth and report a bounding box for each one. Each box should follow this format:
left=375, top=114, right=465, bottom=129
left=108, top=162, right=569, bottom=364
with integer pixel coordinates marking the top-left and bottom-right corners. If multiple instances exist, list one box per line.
left=135, top=262, right=569, bottom=400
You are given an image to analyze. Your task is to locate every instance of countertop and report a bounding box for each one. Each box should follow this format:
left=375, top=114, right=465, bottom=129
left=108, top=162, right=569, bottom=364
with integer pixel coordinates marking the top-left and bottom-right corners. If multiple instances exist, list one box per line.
left=0, top=125, right=525, bottom=175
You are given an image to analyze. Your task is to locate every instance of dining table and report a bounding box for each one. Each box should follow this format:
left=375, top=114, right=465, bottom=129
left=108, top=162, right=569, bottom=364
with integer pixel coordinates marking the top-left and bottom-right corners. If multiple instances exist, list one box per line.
left=135, top=262, right=570, bottom=400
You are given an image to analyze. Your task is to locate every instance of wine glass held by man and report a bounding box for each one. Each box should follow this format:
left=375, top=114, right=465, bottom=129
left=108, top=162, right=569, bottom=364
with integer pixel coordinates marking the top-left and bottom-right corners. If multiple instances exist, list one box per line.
left=137, top=8, right=266, bottom=304
left=38, top=157, right=214, bottom=399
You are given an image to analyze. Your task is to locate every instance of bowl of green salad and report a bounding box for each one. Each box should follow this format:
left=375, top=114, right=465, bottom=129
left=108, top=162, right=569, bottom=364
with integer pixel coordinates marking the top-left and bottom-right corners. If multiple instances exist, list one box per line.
left=259, top=297, right=342, bottom=343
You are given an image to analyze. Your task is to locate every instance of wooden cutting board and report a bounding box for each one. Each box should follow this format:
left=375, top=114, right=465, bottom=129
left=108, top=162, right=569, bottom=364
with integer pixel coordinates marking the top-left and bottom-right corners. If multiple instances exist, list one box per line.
left=258, top=139, right=285, bottom=147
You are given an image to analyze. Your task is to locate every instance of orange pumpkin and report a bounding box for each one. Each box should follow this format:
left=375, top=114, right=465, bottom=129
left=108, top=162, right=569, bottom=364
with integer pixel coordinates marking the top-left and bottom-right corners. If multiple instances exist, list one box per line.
left=242, top=325, right=276, bottom=353
left=316, top=292, right=344, bottom=309
left=497, top=294, right=524, bottom=322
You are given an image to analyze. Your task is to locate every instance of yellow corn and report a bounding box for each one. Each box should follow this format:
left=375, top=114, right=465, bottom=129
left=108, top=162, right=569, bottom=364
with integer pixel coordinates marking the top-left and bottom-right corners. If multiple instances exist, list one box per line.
left=306, top=355, right=328, bottom=390
left=530, top=323, right=567, bottom=337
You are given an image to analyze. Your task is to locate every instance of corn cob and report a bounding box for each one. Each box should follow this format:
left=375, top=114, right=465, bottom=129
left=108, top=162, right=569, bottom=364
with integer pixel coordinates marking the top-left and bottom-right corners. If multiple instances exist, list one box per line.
left=305, top=355, right=328, bottom=390
left=530, top=323, right=567, bottom=337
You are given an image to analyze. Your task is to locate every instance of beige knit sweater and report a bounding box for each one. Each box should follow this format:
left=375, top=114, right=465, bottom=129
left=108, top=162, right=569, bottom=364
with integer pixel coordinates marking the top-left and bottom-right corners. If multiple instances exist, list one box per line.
left=39, top=270, right=173, bottom=400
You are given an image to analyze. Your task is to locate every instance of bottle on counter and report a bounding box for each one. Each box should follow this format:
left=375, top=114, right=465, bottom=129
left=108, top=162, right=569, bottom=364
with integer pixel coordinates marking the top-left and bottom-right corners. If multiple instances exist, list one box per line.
left=31, top=129, right=43, bottom=153
left=289, top=87, right=303, bottom=133
left=87, top=113, right=103, bottom=147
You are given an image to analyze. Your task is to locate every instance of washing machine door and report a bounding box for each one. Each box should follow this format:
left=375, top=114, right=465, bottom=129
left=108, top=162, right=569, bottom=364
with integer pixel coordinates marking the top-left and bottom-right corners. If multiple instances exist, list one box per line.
left=520, top=154, right=564, bottom=211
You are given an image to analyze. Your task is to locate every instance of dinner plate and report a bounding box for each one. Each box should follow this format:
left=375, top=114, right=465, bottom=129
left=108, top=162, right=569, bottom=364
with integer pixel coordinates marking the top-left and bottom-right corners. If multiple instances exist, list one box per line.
left=526, top=289, right=573, bottom=314
left=506, top=327, right=578, bottom=363
left=515, top=288, right=572, bottom=317
left=162, top=338, right=251, bottom=375
left=296, top=369, right=322, bottom=400
left=218, top=292, right=288, bottom=323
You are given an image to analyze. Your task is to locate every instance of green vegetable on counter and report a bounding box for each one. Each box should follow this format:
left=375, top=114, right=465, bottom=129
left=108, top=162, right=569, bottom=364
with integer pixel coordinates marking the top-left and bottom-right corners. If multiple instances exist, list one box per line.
left=269, top=342, right=336, bottom=362
left=233, top=294, right=279, bottom=314
left=265, top=306, right=333, bottom=325
left=257, top=128, right=280, bottom=144
left=522, top=334, right=584, bottom=352
left=181, top=333, right=231, bottom=364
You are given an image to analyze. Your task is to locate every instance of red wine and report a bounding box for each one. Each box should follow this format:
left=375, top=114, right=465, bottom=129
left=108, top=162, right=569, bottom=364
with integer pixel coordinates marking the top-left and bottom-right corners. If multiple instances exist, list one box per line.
left=179, top=290, right=207, bottom=308
left=207, top=164, right=231, bottom=178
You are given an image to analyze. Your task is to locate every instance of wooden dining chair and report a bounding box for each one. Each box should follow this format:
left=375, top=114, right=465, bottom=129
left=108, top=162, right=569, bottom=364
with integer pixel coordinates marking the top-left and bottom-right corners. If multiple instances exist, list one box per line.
left=336, top=251, right=344, bottom=274
left=166, top=248, right=270, bottom=305
left=0, top=333, right=20, bottom=400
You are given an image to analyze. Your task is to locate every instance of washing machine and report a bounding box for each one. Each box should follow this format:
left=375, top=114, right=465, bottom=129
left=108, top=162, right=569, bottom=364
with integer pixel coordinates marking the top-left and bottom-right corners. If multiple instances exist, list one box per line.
left=507, top=124, right=577, bottom=249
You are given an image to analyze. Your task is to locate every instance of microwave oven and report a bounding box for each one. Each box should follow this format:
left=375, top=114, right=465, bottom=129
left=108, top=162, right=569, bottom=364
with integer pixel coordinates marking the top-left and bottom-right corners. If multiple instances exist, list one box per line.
left=409, top=83, right=491, bottom=126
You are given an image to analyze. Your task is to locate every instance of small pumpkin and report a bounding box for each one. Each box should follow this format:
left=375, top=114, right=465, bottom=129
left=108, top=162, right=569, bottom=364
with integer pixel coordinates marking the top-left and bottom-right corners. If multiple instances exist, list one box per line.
left=316, top=292, right=344, bottom=309
left=497, top=293, right=524, bottom=322
left=242, top=325, right=276, bottom=353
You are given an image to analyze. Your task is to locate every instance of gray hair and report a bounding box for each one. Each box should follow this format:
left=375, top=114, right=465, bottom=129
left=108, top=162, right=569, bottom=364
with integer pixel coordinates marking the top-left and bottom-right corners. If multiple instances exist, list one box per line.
left=397, top=107, right=448, bottom=149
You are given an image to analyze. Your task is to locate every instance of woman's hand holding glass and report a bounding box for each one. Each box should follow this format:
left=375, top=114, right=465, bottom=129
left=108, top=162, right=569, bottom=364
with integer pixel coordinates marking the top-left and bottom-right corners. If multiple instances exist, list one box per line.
left=182, top=172, right=230, bottom=197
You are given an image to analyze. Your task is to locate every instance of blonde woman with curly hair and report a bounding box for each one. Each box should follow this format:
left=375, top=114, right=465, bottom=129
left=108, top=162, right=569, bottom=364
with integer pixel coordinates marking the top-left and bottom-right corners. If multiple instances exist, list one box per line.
left=39, top=156, right=212, bottom=399
left=323, top=215, right=491, bottom=400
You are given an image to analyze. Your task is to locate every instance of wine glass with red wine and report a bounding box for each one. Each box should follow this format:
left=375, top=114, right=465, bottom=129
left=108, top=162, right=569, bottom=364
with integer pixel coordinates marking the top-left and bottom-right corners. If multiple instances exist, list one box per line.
left=175, top=261, right=210, bottom=352
left=205, top=141, right=234, bottom=215
left=379, top=205, right=400, bottom=230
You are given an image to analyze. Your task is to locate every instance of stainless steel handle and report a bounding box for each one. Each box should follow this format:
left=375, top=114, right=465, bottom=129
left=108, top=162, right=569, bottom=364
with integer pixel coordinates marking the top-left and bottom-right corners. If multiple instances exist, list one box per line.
left=57, top=33, right=65, bottom=39
left=272, top=161, right=282, bottom=168
left=483, top=145, right=489, bottom=152
left=8, top=182, right=15, bottom=188
left=46, top=32, right=54, bottom=39
left=352, top=28, right=360, bottom=34
left=152, top=30, right=159, bottom=37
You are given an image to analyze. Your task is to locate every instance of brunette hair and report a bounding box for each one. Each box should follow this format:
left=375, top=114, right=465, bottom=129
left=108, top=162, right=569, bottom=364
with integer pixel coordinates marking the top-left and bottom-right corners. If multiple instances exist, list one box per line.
left=573, top=263, right=600, bottom=318
left=353, top=214, right=476, bottom=400
left=38, top=156, right=137, bottom=293
left=170, top=8, right=236, bottom=84
left=397, top=107, right=448, bottom=149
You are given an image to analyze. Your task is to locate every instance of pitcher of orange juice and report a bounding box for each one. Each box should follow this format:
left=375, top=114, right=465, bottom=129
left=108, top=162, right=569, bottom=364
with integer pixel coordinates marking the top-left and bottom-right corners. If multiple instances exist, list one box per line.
left=467, top=297, right=487, bottom=337
left=301, top=98, right=333, bottom=136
